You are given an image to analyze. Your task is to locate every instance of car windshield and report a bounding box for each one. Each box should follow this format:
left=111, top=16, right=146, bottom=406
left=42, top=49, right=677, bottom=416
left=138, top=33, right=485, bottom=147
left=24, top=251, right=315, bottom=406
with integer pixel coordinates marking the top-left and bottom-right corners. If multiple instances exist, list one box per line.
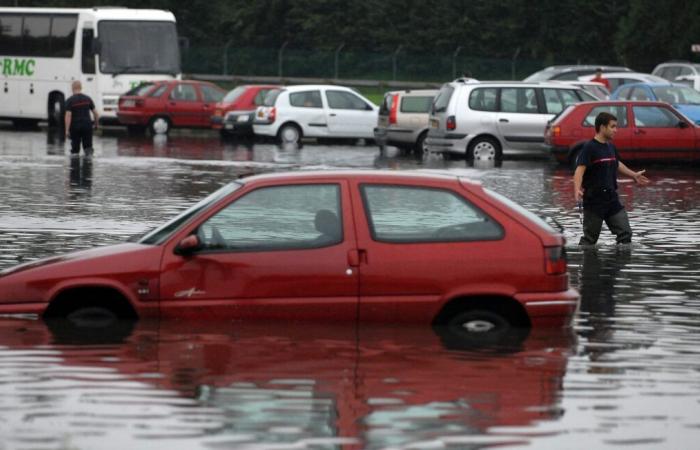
left=223, top=86, right=246, bottom=103
left=138, top=181, right=243, bottom=245
left=652, top=86, right=700, bottom=105
left=98, top=20, right=180, bottom=75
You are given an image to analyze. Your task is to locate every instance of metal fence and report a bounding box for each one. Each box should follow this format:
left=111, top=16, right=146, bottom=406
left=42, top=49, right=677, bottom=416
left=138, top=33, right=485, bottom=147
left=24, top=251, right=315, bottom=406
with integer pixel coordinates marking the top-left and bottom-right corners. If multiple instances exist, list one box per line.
left=181, top=46, right=573, bottom=83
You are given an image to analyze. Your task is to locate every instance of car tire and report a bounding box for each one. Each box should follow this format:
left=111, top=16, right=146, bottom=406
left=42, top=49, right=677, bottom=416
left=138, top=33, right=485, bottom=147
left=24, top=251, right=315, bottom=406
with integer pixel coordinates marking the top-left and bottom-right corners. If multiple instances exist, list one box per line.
left=45, top=306, right=135, bottom=345
left=414, top=131, right=428, bottom=155
left=467, top=137, right=502, bottom=162
left=48, top=93, right=65, bottom=128
left=436, top=309, right=528, bottom=351
left=277, top=123, right=302, bottom=144
left=149, top=116, right=171, bottom=135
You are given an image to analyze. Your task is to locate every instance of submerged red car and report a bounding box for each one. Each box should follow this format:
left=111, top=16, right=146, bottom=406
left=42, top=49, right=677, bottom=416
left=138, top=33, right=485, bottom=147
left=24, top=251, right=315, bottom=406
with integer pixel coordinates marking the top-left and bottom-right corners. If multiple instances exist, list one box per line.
left=0, top=171, right=578, bottom=334
left=117, top=80, right=226, bottom=135
left=546, top=100, right=700, bottom=166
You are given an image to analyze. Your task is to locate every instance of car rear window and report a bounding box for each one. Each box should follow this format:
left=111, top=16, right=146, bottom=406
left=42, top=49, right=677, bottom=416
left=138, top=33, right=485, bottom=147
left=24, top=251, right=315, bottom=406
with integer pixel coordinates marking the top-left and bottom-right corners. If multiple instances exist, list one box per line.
left=223, top=86, right=246, bottom=103
left=379, top=93, right=394, bottom=115
left=125, top=83, right=154, bottom=96
left=433, top=85, right=454, bottom=113
left=400, top=96, right=433, bottom=113
left=263, top=89, right=283, bottom=106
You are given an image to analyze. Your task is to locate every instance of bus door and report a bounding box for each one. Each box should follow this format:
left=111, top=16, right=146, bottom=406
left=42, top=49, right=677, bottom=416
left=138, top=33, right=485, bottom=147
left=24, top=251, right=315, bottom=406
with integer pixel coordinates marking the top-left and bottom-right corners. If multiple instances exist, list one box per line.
left=80, top=27, right=98, bottom=104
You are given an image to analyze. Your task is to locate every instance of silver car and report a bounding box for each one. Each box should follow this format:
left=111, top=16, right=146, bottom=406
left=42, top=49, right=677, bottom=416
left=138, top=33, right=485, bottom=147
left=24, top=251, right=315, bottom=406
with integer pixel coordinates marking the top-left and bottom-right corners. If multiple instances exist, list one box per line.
left=425, top=80, right=597, bottom=161
left=374, top=89, right=438, bottom=153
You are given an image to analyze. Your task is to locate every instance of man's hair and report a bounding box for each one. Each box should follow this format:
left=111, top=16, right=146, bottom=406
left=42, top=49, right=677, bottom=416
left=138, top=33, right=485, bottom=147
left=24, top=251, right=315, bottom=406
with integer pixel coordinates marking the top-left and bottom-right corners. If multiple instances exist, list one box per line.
left=595, top=112, right=617, bottom=132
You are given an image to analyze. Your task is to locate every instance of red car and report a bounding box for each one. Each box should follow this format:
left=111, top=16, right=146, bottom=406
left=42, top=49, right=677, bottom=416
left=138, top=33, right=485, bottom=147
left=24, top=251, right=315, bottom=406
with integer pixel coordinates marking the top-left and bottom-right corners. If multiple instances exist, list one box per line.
left=546, top=100, right=700, bottom=166
left=117, top=80, right=226, bottom=135
left=211, top=84, right=280, bottom=136
left=0, top=171, right=578, bottom=335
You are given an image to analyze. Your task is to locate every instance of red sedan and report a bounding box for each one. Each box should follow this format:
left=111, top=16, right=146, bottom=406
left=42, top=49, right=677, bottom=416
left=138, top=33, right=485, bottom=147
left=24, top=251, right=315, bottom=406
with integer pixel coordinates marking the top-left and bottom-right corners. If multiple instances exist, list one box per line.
left=117, top=80, right=226, bottom=135
left=211, top=84, right=280, bottom=136
left=0, top=171, right=578, bottom=335
left=546, top=100, right=700, bottom=166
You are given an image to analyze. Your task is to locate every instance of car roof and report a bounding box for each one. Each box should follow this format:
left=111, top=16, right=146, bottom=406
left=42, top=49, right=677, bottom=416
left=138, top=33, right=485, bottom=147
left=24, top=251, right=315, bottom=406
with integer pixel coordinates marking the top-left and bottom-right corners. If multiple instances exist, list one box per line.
left=572, top=100, right=675, bottom=107
left=282, top=84, right=355, bottom=92
left=386, top=89, right=439, bottom=96
left=449, top=80, right=584, bottom=89
left=615, top=82, right=680, bottom=89
left=240, top=169, right=482, bottom=187
left=539, top=65, right=631, bottom=72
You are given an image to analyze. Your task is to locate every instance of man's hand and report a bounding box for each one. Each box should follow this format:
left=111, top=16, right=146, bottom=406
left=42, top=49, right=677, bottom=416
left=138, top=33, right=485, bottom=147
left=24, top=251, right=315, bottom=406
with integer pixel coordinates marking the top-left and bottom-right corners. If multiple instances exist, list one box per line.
left=633, top=170, right=649, bottom=185
left=575, top=187, right=584, bottom=203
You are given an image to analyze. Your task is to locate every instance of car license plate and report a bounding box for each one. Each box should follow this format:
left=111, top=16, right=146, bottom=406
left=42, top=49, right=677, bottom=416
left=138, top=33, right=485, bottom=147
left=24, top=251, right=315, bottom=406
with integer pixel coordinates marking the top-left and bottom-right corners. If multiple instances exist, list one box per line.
left=122, top=100, right=135, bottom=108
left=430, top=119, right=438, bottom=128
left=237, top=114, right=249, bottom=123
left=225, top=124, right=234, bottom=129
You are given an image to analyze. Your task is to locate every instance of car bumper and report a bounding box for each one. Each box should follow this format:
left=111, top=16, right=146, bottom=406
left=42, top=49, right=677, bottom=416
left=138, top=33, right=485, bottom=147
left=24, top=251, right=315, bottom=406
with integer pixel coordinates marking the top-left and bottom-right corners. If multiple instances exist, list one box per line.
left=374, top=126, right=419, bottom=146
left=219, top=111, right=256, bottom=135
left=252, top=123, right=277, bottom=137
left=117, top=111, right=150, bottom=126
left=517, top=288, right=579, bottom=328
left=550, top=146, right=572, bottom=164
left=425, top=129, right=470, bottom=154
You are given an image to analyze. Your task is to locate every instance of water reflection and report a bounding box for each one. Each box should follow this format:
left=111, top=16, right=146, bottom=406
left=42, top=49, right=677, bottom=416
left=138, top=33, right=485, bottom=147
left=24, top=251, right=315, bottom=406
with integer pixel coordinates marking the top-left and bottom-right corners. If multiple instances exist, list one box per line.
left=68, top=155, right=93, bottom=191
left=0, top=318, right=574, bottom=449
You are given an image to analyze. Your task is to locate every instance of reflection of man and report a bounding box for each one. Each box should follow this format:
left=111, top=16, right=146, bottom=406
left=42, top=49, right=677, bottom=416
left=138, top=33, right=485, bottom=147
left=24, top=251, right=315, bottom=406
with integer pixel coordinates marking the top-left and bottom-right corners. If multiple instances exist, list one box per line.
left=64, top=81, right=99, bottom=156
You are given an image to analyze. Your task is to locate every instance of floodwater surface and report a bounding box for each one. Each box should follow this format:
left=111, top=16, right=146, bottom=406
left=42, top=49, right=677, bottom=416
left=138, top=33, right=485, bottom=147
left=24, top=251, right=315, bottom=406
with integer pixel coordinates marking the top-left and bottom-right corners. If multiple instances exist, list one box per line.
left=0, top=126, right=699, bottom=449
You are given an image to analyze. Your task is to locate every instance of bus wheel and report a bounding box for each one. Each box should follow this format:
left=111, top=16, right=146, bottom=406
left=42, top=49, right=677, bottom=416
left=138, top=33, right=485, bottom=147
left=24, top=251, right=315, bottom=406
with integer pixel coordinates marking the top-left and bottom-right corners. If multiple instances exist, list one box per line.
left=48, top=93, right=65, bottom=128
left=149, top=116, right=171, bottom=135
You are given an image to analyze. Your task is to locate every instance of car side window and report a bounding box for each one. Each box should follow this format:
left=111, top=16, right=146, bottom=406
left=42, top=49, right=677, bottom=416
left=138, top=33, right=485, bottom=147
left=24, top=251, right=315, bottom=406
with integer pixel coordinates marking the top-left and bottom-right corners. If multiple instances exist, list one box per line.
left=582, top=106, right=628, bottom=128
left=170, top=84, right=198, bottom=101
left=197, top=184, right=342, bottom=252
left=149, top=84, right=168, bottom=98
left=543, top=89, right=565, bottom=114
left=326, top=90, right=370, bottom=110
left=616, top=86, right=633, bottom=99
left=201, top=85, right=224, bottom=103
left=500, top=88, right=538, bottom=113
left=289, top=90, right=323, bottom=108
left=633, top=106, right=680, bottom=128
left=468, top=88, right=498, bottom=112
left=360, top=185, right=503, bottom=243
left=629, top=87, right=650, bottom=101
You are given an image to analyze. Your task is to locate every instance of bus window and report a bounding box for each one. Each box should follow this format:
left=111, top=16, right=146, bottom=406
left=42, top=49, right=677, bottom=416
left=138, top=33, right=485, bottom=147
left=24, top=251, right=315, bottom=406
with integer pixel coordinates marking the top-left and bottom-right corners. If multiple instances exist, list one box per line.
left=23, top=15, right=51, bottom=56
left=0, top=14, right=23, bottom=55
left=50, top=15, right=78, bottom=58
left=98, top=21, right=180, bottom=75
left=82, top=28, right=95, bottom=74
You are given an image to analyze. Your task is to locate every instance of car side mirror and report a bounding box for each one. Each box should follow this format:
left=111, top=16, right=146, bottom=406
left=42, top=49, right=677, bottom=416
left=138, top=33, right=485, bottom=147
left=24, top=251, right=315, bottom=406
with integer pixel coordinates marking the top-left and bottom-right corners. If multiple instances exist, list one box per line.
left=175, top=235, right=201, bottom=255
left=678, top=121, right=690, bottom=129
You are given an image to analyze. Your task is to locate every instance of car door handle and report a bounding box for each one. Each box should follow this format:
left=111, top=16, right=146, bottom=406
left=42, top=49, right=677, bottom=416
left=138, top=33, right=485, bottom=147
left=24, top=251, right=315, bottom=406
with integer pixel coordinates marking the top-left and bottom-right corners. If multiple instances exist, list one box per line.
left=499, top=118, right=509, bottom=123
left=634, top=129, right=645, bottom=134
left=329, top=113, right=337, bottom=117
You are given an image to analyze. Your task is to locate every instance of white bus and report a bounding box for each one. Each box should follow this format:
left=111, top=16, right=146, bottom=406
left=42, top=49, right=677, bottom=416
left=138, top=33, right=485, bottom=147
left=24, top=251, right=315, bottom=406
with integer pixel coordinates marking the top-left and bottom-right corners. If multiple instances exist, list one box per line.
left=0, top=7, right=181, bottom=127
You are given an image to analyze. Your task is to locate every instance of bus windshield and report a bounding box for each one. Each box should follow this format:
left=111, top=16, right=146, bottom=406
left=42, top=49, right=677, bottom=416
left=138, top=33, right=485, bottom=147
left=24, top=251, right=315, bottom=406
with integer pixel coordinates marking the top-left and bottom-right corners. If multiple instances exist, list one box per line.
left=98, top=20, right=180, bottom=75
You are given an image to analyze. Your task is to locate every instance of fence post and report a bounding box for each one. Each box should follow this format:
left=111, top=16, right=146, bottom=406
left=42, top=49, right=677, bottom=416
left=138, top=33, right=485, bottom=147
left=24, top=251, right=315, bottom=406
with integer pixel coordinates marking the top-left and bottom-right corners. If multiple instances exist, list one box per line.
left=392, top=45, right=403, bottom=81
left=334, top=42, right=345, bottom=79
left=511, top=47, right=521, bottom=80
left=278, top=41, right=289, bottom=78
left=223, top=38, right=234, bottom=75
left=452, top=46, right=463, bottom=79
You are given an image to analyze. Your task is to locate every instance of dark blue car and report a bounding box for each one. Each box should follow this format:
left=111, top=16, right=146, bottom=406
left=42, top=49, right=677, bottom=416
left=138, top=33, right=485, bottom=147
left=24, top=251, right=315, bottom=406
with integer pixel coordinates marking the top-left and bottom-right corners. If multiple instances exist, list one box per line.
left=611, top=82, right=700, bottom=124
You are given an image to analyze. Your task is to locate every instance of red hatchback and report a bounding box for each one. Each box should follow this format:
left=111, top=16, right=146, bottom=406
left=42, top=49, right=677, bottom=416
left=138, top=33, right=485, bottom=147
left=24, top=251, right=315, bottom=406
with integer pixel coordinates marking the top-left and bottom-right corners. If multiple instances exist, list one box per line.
left=211, top=84, right=280, bottom=136
left=546, top=100, right=700, bottom=166
left=117, top=80, right=226, bottom=135
left=0, top=171, right=578, bottom=336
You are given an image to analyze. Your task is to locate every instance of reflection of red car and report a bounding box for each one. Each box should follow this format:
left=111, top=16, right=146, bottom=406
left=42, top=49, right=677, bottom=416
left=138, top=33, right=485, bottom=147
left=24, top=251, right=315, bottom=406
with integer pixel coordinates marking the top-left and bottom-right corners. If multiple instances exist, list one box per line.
left=1, top=318, right=574, bottom=448
left=546, top=100, right=700, bottom=166
left=211, top=84, right=280, bottom=136
left=117, top=80, right=226, bottom=135
left=0, top=171, right=578, bottom=335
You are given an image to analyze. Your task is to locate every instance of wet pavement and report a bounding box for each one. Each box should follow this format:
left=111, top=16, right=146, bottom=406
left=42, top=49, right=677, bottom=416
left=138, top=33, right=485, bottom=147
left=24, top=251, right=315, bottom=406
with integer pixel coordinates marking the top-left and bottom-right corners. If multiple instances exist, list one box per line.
left=0, top=125, right=699, bottom=449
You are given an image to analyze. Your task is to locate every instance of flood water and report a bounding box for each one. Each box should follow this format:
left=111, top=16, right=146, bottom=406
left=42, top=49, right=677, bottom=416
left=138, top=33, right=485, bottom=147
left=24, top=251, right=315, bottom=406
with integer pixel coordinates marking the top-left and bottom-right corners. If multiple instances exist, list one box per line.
left=1, top=125, right=699, bottom=449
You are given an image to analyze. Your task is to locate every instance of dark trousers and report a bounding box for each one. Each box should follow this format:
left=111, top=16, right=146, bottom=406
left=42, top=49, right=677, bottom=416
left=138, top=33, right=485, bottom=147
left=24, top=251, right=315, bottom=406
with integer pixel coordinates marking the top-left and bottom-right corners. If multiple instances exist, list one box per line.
left=579, top=207, right=632, bottom=245
left=69, top=123, right=93, bottom=155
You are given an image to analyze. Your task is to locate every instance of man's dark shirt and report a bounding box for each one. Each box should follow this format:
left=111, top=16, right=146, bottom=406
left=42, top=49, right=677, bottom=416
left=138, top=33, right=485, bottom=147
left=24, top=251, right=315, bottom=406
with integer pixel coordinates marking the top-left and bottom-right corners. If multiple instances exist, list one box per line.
left=65, top=93, right=95, bottom=127
left=576, top=138, right=623, bottom=218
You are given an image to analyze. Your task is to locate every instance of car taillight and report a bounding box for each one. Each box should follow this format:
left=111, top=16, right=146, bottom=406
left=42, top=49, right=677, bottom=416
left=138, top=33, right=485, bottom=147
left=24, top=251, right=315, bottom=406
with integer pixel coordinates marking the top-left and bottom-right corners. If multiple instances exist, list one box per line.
left=446, top=115, right=456, bottom=130
left=214, top=109, right=223, bottom=117
left=389, top=94, right=399, bottom=124
left=269, top=107, right=276, bottom=124
left=545, top=246, right=567, bottom=275
left=135, top=99, right=144, bottom=108
left=551, top=125, right=561, bottom=137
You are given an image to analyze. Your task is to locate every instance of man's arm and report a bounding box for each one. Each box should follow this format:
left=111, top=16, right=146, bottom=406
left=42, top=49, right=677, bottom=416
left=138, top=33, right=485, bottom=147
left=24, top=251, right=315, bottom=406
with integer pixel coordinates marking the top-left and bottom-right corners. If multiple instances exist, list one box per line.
left=64, top=111, right=72, bottom=136
left=573, top=165, right=586, bottom=202
left=91, top=108, right=99, bottom=129
left=618, top=161, right=649, bottom=185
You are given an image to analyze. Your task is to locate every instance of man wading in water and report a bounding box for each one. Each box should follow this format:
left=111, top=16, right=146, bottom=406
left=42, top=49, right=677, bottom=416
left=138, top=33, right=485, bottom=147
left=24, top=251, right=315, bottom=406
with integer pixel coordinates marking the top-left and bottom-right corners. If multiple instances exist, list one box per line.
left=574, top=112, right=649, bottom=245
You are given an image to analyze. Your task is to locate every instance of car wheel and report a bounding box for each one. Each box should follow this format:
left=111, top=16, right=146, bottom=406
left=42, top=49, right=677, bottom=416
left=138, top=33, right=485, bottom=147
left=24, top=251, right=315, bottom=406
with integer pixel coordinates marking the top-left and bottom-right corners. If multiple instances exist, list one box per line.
left=149, top=116, right=171, bottom=135
left=436, top=309, right=527, bottom=351
left=414, top=131, right=428, bottom=155
left=278, top=123, right=302, bottom=144
left=45, top=306, right=134, bottom=345
left=467, top=137, right=502, bottom=162
left=48, top=94, right=65, bottom=128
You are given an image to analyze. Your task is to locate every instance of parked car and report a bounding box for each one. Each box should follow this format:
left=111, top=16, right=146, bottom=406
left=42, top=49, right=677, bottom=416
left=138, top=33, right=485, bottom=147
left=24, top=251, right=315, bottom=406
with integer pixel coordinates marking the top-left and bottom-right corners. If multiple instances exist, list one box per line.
left=652, top=61, right=700, bottom=90
left=425, top=80, right=597, bottom=160
left=0, top=170, right=578, bottom=335
left=578, top=72, right=667, bottom=92
left=610, top=82, right=700, bottom=124
left=211, top=84, right=280, bottom=136
left=374, top=89, right=438, bottom=153
left=524, top=65, right=632, bottom=82
left=554, top=80, right=610, bottom=99
left=545, top=101, right=700, bottom=165
left=253, top=85, right=378, bottom=144
left=117, top=80, right=226, bottom=134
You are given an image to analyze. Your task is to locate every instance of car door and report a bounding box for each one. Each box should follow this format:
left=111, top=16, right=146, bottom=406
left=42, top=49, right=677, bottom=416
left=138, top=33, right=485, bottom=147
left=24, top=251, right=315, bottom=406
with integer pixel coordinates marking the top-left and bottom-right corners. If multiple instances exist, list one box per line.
left=166, top=83, right=202, bottom=127
left=348, top=179, right=509, bottom=324
left=496, top=87, right=551, bottom=151
left=630, top=104, right=696, bottom=160
left=325, top=89, right=377, bottom=138
left=158, top=180, right=360, bottom=320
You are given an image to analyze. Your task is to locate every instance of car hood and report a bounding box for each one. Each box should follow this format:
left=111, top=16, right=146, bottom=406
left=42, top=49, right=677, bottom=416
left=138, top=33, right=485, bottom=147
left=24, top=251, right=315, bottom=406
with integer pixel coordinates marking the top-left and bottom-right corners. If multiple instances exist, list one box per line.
left=672, top=104, right=700, bottom=122
left=0, top=243, right=158, bottom=278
